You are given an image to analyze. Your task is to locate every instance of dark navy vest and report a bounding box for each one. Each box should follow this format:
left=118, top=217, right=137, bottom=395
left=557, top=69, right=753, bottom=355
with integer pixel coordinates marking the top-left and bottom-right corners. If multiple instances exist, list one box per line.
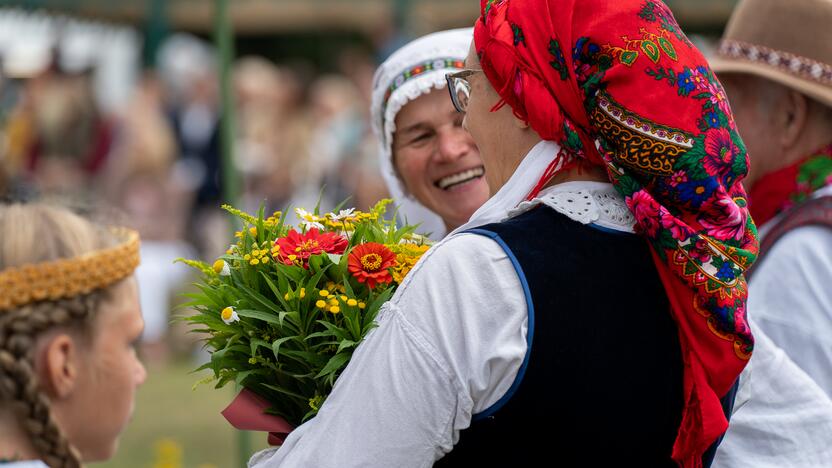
left=433, top=205, right=689, bottom=467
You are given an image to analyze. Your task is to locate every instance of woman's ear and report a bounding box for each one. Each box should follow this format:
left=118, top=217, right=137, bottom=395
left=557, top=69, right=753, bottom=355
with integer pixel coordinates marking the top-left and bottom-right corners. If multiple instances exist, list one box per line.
left=38, top=334, right=80, bottom=400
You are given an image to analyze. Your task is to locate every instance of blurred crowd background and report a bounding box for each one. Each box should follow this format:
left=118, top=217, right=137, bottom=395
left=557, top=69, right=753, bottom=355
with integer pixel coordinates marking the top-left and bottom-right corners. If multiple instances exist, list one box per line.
left=0, top=1, right=739, bottom=466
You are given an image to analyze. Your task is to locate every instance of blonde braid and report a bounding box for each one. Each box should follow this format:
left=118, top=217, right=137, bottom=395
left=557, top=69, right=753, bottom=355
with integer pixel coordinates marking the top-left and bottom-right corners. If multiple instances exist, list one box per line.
left=0, top=293, right=103, bottom=468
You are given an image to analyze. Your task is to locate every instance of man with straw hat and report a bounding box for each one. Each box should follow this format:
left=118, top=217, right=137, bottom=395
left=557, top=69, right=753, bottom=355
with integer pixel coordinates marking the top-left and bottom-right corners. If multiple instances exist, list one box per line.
left=710, top=0, right=832, bottom=397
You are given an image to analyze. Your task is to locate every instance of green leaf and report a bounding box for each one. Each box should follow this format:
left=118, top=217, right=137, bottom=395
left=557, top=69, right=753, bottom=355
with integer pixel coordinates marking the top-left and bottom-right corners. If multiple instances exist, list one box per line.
left=305, top=263, right=331, bottom=294
left=315, top=352, right=351, bottom=379
left=271, top=336, right=295, bottom=361
left=261, top=383, right=310, bottom=403
left=260, top=272, right=292, bottom=310
left=186, top=312, right=236, bottom=334
left=279, top=311, right=302, bottom=331
left=237, top=309, right=284, bottom=326
left=281, top=349, right=328, bottom=368
left=274, top=261, right=305, bottom=284
left=250, top=338, right=272, bottom=356
left=301, top=408, right=319, bottom=423
left=190, top=361, right=214, bottom=374
left=364, top=287, right=394, bottom=326
left=236, top=283, right=283, bottom=315
left=305, top=328, right=347, bottom=342
left=235, top=369, right=257, bottom=386
left=308, top=254, right=324, bottom=273
left=257, top=202, right=266, bottom=244
left=336, top=339, right=357, bottom=354
left=194, top=283, right=226, bottom=309
left=332, top=197, right=352, bottom=213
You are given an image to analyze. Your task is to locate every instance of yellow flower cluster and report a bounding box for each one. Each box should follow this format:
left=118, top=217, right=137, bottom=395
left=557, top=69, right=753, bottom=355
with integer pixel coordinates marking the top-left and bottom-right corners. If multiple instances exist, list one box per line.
left=315, top=288, right=365, bottom=314
left=243, top=240, right=273, bottom=266
left=263, top=211, right=282, bottom=228
left=389, top=243, right=430, bottom=284
left=234, top=226, right=259, bottom=239
left=309, top=394, right=324, bottom=411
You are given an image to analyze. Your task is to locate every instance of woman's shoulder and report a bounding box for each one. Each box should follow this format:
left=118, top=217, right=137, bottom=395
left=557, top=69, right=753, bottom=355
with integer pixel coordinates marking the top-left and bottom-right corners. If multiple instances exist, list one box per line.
left=393, top=232, right=516, bottom=295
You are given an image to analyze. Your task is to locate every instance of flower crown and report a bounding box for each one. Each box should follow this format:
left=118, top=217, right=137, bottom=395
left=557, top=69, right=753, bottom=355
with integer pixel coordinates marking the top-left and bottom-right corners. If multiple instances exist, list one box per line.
left=0, top=227, right=141, bottom=311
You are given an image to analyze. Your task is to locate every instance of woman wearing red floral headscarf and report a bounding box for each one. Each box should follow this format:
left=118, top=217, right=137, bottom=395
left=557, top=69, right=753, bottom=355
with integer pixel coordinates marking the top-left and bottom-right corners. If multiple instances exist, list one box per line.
left=249, top=3, right=757, bottom=468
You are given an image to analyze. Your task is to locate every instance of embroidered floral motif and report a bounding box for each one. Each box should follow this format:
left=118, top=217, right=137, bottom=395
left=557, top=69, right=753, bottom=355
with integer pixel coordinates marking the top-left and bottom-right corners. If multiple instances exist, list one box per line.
left=647, top=65, right=733, bottom=131
left=482, top=0, right=504, bottom=22
left=638, top=0, right=693, bottom=46
left=603, top=27, right=678, bottom=67
left=549, top=39, right=569, bottom=79
left=511, top=22, right=526, bottom=46
left=572, top=37, right=611, bottom=106
left=794, top=149, right=832, bottom=206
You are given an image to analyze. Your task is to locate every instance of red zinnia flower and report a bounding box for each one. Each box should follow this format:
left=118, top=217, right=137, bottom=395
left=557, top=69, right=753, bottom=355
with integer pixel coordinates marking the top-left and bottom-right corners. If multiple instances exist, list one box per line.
left=275, top=228, right=348, bottom=268
left=348, top=242, right=396, bottom=289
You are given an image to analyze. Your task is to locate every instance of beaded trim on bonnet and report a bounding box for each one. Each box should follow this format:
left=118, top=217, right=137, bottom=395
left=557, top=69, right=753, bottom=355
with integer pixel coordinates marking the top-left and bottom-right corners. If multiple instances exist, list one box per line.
left=0, top=228, right=140, bottom=311
left=378, top=57, right=466, bottom=141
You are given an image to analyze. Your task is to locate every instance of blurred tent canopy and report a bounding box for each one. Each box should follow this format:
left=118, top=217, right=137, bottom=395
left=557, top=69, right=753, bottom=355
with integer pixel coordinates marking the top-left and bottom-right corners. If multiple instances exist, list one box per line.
left=9, top=0, right=739, bottom=35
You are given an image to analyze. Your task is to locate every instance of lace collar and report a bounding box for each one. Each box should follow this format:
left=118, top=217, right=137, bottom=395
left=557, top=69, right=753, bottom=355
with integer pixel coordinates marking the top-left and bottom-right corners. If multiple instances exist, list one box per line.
left=508, top=181, right=635, bottom=233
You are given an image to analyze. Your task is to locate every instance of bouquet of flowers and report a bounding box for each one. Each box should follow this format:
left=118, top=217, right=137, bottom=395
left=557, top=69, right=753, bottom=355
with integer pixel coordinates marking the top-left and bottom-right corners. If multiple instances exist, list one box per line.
left=179, top=200, right=430, bottom=434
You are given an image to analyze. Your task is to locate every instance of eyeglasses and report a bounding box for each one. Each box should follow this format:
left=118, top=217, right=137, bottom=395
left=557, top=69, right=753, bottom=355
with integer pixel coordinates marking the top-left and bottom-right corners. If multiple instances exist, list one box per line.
left=446, top=69, right=482, bottom=113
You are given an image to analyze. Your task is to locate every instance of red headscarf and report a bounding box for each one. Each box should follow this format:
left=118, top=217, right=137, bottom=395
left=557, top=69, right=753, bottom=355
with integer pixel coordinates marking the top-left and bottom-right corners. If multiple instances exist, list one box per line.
left=474, top=1, right=759, bottom=466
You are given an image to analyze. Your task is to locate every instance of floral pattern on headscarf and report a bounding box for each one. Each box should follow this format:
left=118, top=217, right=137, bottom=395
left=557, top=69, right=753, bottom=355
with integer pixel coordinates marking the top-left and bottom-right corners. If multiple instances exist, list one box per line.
left=474, top=1, right=759, bottom=466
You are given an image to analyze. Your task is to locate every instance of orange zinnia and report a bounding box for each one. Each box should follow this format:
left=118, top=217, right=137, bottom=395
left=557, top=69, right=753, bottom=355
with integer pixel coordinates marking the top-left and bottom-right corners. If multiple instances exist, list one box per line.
left=347, top=243, right=396, bottom=289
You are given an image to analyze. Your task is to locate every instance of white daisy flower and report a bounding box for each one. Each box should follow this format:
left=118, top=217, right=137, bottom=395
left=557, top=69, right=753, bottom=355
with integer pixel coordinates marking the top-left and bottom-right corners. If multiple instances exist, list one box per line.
left=301, top=220, right=326, bottom=231
left=221, top=306, right=240, bottom=324
left=331, top=208, right=355, bottom=221
left=295, top=208, right=314, bottom=220
left=212, top=259, right=231, bottom=276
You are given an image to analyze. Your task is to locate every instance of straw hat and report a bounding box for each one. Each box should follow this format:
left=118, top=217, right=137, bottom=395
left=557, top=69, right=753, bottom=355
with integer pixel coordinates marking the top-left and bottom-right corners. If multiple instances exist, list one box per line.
left=710, top=0, right=832, bottom=108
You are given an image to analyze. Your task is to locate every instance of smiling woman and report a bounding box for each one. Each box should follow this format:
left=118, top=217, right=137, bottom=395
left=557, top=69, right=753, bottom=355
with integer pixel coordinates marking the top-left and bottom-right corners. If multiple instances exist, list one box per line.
left=372, top=28, right=490, bottom=238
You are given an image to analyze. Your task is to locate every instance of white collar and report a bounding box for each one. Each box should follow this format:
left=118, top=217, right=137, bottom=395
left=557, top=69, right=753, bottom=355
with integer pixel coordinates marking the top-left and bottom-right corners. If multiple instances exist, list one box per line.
left=509, top=182, right=635, bottom=233
left=450, top=140, right=635, bottom=234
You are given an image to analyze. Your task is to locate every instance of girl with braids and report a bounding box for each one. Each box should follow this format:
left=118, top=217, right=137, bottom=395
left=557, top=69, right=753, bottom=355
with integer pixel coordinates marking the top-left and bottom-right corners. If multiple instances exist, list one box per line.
left=0, top=204, right=145, bottom=468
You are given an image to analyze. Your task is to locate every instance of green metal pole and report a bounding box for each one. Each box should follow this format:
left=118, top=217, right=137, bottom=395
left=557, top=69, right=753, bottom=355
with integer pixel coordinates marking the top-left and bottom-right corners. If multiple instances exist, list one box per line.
left=143, top=0, right=168, bottom=69
left=213, top=0, right=248, bottom=465
left=215, top=0, right=241, bottom=208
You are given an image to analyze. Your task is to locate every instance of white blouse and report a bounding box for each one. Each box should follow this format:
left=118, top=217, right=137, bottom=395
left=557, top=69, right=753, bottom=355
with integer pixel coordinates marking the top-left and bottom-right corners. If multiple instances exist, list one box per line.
left=747, top=185, right=832, bottom=397
left=250, top=181, right=832, bottom=468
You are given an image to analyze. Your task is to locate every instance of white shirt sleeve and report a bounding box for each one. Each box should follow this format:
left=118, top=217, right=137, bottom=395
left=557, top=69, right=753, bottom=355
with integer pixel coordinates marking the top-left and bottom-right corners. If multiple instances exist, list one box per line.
left=249, top=233, right=529, bottom=468
left=748, top=225, right=832, bottom=396
left=713, top=322, right=832, bottom=468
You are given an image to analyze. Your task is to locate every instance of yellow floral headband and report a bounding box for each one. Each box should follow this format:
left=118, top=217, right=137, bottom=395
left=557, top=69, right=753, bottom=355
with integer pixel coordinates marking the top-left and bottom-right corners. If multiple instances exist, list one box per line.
left=0, top=228, right=141, bottom=311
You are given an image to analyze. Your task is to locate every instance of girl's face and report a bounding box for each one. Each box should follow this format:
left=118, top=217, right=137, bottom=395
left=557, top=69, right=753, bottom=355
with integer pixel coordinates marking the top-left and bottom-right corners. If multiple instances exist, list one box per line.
left=48, top=278, right=146, bottom=462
